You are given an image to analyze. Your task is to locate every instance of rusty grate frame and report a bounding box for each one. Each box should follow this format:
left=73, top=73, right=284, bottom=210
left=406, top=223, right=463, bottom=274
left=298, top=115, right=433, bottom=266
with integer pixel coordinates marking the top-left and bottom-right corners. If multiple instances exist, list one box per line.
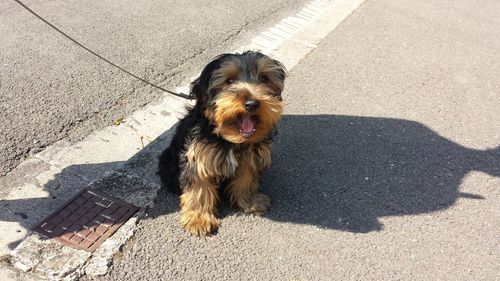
left=32, top=187, right=138, bottom=252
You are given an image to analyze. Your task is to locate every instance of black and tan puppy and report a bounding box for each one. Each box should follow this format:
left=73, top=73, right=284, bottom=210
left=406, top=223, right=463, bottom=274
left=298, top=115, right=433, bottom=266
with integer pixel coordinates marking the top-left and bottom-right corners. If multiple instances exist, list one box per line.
left=159, top=51, right=285, bottom=236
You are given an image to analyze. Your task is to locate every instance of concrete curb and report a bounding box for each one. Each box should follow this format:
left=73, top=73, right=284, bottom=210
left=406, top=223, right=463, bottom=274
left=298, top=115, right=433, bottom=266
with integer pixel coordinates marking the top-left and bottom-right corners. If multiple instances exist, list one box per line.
left=10, top=171, right=162, bottom=280
left=2, top=0, right=365, bottom=279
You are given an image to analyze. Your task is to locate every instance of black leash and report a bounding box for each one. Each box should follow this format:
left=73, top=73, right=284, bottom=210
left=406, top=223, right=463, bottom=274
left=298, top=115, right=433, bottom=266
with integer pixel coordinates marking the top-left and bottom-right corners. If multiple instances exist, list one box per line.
left=13, top=0, right=193, bottom=100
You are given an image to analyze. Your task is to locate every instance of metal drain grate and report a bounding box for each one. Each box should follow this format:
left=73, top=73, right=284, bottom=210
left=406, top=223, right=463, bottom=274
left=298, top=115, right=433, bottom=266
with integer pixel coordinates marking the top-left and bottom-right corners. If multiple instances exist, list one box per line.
left=33, top=188, right=138, bottom=252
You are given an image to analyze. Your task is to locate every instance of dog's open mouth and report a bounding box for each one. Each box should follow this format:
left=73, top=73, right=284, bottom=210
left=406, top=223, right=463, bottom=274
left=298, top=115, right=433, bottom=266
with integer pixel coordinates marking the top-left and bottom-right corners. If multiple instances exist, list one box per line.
left=238, top=114, right=257, bottom=138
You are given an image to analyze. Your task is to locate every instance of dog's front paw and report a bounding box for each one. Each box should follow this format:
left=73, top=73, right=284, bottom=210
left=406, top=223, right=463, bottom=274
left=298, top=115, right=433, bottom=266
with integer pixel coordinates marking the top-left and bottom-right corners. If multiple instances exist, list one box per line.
left=181, top=211, right=221, bottom=236
left=242, top=193, right=271, bottom=215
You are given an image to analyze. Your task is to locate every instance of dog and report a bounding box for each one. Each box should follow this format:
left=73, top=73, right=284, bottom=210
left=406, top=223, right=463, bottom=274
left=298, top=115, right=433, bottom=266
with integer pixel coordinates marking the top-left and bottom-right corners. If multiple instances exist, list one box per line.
left=158, top=51, right=286, bottom=236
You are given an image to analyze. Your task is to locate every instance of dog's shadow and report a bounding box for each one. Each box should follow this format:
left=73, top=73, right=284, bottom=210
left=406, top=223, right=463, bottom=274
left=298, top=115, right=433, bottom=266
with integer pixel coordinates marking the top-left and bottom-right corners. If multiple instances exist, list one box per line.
left=1, top=114, right=498, bottom=245
left=261, top=115, right=499, bottom=233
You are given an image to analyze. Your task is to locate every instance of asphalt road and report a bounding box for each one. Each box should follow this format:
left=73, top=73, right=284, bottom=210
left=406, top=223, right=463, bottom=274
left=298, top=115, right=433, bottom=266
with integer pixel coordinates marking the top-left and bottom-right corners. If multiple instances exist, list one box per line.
left=0, top=0, right=307, bottom=176
left=89, top=0, right=500, bottom=280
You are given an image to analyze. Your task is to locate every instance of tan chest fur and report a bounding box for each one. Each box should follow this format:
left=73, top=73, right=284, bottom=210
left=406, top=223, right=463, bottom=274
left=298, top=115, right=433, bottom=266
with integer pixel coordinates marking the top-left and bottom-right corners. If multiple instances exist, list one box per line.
left=184, top=140, right=272, bottom=182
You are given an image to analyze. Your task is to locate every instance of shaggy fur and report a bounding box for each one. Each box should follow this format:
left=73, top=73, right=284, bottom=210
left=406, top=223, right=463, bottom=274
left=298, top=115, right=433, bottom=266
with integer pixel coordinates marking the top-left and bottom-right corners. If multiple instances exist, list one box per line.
left=159, top=51, right=285, bottom=236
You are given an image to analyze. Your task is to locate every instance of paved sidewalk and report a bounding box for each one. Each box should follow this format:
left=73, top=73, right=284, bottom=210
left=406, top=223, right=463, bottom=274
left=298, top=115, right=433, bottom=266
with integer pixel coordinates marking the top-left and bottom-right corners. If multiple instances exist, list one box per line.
left=95, top=0, right=499, bottom=280
left=1, top=0, right=499, bottom=280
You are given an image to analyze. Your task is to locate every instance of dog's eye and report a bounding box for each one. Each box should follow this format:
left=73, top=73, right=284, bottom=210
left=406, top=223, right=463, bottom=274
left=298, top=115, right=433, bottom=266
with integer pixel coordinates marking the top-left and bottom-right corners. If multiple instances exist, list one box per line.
left=259, top=76, right=269, bottom=83
left=226, top=79, right=235, bottom=84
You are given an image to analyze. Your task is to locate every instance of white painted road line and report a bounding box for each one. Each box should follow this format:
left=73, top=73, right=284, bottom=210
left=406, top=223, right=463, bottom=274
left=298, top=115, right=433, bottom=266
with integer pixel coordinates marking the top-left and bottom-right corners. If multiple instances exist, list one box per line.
left=240, top=0, right=365, bottom=70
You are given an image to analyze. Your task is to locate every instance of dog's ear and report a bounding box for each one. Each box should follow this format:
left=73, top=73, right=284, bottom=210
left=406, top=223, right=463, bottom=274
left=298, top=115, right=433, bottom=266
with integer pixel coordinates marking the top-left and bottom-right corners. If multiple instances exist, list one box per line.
left=271, top=59, right=286, bottom=100
left=255, top=52, right=287, bottom=100
left=190, top=54, right=233, bottom=107
left=189, top=76, right=205, bottom=106
left=272, top=59, right=287, bottom=84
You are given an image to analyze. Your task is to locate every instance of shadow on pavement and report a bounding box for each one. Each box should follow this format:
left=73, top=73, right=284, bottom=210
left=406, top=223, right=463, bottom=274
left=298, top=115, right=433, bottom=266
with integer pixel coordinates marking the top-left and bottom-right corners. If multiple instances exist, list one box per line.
left=1, top=114, right=498, bottom=248
left=263, top=115, right=499, bottom=233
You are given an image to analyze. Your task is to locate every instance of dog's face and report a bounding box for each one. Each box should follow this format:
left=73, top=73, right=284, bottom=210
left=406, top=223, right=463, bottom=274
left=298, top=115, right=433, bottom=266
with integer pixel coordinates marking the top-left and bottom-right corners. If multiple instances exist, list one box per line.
left=191, top=52, right=286, bottom=144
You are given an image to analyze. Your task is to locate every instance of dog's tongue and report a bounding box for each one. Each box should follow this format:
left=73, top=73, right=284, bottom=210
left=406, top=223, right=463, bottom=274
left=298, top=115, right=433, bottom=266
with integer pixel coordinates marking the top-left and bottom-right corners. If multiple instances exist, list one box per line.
left=240, top=115, right=255, bottom=133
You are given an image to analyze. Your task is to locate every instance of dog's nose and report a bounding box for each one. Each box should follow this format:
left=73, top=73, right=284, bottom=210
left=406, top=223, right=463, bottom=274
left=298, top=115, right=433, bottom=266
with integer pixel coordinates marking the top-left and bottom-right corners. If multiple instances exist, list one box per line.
left=245, top=100, right=260, bottom=112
